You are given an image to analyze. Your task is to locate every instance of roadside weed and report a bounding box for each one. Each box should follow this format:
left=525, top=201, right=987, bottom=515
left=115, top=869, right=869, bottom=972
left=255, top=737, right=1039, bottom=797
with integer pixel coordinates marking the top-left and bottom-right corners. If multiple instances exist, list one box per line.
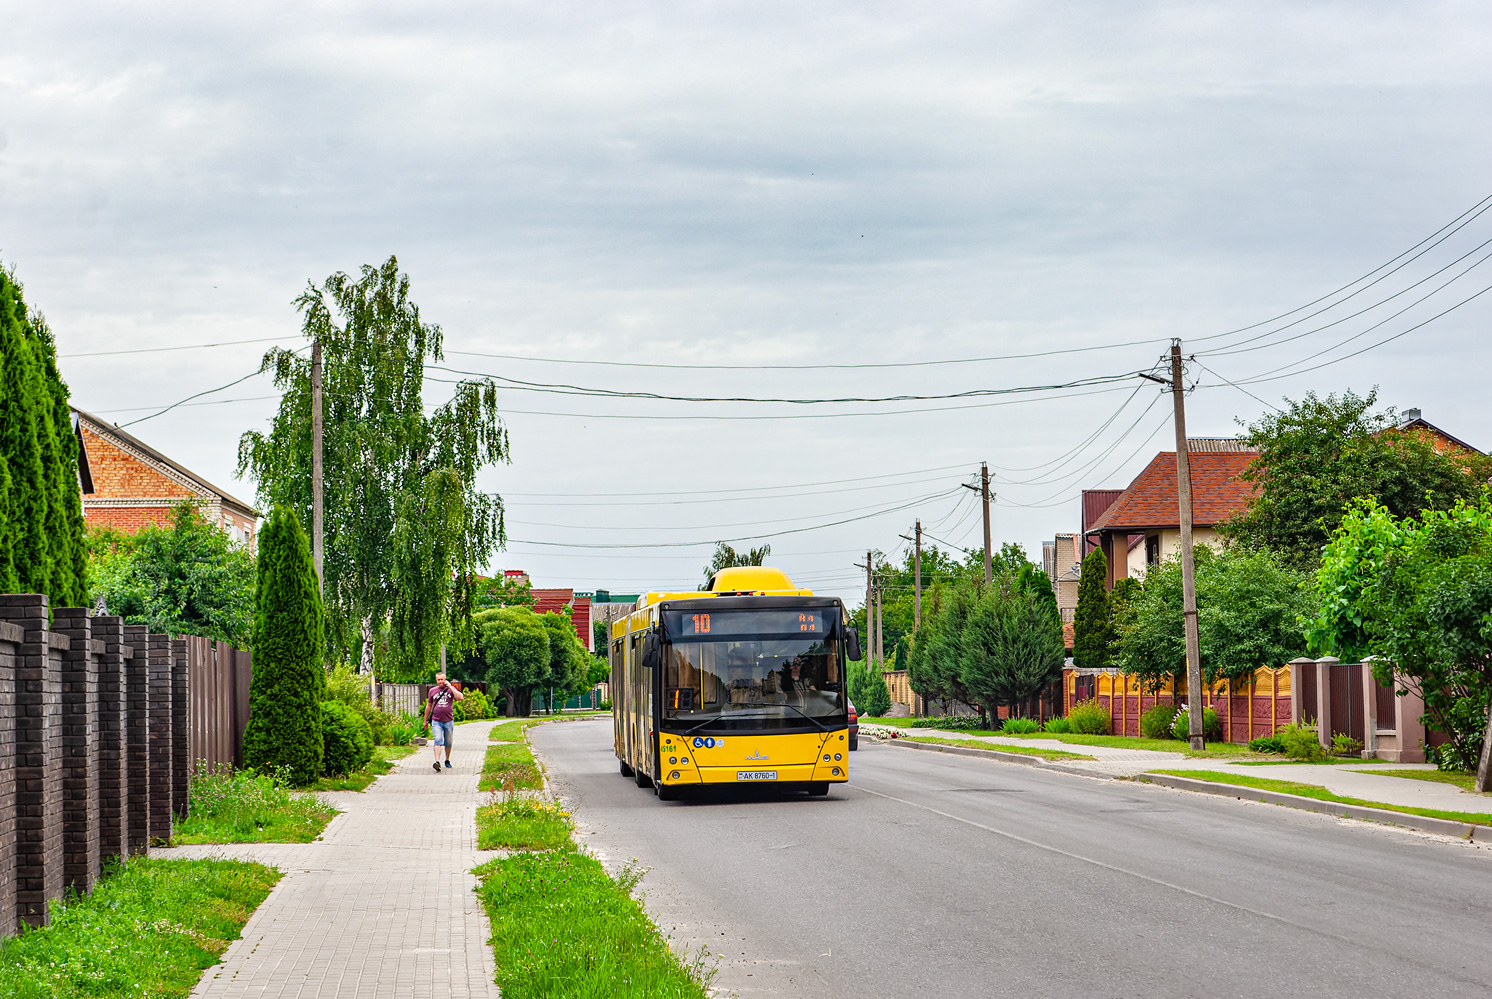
left=173, top=763, right=336, bottom=844
left=480, top=741, right=543, bottom=792
left=477, top=793, right=574, bottom=851
left=0, top=858, right=279, bottom=999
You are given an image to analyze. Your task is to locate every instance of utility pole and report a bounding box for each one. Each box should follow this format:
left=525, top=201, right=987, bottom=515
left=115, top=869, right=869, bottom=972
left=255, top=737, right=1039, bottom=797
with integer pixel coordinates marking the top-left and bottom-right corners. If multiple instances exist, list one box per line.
left=913, top=519, right=922, bottom=630
left=864, top=551, right=874, bottom=656
left=875, top=574, right=884, bottom=669
left=961, top=463, right=994, bottom=584
left=311, top=338, right=324, bottom=592
left=1168, top=341, right=1205, bottom=750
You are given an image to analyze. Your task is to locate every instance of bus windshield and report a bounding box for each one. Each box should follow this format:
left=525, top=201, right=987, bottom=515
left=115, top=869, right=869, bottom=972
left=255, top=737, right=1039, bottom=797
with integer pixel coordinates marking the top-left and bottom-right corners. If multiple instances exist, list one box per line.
left=660, top=636, right=844, bottom=733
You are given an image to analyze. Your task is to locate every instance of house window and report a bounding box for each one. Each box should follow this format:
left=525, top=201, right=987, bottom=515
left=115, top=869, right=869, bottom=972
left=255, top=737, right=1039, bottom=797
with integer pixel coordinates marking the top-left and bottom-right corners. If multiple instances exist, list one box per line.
left=1145, top=534, right=1161, bottom=566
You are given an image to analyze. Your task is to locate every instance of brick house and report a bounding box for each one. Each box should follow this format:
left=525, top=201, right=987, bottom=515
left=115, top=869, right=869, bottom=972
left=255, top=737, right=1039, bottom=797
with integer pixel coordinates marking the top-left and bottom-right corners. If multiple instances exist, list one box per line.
left=72, top=407, right=259, bottom=551
left=1083, top=439, right=1258, bottom=589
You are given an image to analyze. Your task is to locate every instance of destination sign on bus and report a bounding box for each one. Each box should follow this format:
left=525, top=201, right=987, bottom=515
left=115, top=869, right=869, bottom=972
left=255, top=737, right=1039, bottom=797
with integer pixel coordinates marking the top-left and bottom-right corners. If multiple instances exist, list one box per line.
left=665, top=609, right=835, bottom=638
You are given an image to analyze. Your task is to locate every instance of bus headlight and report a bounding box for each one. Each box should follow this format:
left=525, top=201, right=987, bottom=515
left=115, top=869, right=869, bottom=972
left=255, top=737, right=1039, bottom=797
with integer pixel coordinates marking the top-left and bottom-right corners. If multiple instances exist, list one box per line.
left=835, top=753, right=841, bottom=761
left=670, top=757, right=677, bottom=764
left=680, top=757, right=688, bottom=764
left=670, top=771, right=681, bottom=780
left=832, top=767, right=841, bottom=776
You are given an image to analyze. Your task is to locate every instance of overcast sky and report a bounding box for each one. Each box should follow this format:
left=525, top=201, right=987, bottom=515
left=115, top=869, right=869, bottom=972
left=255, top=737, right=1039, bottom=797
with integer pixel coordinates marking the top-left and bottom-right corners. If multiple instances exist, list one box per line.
left=4, top=1, right=1490, bottom=606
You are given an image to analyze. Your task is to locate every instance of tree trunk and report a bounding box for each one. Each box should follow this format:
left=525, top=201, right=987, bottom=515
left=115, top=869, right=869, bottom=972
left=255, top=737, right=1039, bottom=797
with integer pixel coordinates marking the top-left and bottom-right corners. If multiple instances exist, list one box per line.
left=360, top=616, right=375, bottom=675
left=505, top=687, right=533, bottom=718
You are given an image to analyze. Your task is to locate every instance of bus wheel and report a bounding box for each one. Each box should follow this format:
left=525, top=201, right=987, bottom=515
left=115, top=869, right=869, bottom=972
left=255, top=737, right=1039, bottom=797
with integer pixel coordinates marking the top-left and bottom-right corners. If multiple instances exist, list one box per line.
left=808, top=782, right=830, bottom=796
left=634, top=766, right=652, bottom=788
left=655, top=781, right=680, bottom=802
left=619, top=759, right=634, bottom=778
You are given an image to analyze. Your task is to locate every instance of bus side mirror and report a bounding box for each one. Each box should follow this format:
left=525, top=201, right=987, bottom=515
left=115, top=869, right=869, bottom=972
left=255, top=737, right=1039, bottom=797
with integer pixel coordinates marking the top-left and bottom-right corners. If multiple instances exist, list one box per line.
left=642, top=633, right=661, bottom=669
left=845, top=628, right=863, bottom=661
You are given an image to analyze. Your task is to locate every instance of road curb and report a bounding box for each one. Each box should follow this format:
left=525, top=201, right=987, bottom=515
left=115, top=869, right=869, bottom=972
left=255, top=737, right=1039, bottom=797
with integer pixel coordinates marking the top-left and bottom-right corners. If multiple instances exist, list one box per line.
left=1135, top=772, right=1492, bottom=841
left=883, top=736, right=1107, bottom=779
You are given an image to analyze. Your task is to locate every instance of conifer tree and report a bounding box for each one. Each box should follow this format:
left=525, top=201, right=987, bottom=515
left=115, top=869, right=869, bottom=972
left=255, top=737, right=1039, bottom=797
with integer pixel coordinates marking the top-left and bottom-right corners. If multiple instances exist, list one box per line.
left=242, top=508, right=326, bottom=784
left=1072, top=548, right=1113, bottom=670
left=29, top=311, right=87, bottom=606
left=0, top=266, right=53, bottom=597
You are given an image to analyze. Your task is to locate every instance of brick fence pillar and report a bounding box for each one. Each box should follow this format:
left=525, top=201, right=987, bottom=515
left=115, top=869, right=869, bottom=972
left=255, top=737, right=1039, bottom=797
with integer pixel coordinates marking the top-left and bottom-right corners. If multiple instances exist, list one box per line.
left=55, top=608, right=101, bottom=896
left=148, top=634, right=173, bottom=843
left=123, top=625, right=150, bottom=856
left=1, top=594, right=64, bottom=927
left=93, top=615, right=128, bottom=867
left=171, top=638, right=189, bottom=819
left=0, top=619, right=20, bottom=936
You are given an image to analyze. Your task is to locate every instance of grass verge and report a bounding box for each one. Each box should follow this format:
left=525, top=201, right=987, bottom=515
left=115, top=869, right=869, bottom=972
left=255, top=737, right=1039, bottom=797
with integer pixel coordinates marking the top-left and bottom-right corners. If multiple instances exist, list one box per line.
left=1148, top=769, right=1492, bottom=826
left=1349, top=768, right=1490, bottom=793
left=173, top=766, right=337, bottom=844
left=489, top=718, right=547, bottom=743
left=480, top=741, right=544, bottom=792
left=475, top=851, right=711, bottom=998
left=477, top=796, right=575, bottom=851
left=1234, top=757, right=1362, bottom=767
left=0, top=858, right=279, bottom=999
left=895, top=727, right=1255, bottom=758
left=310, top=744, right=418, bottom=792
left=903, top=736, right=1095, bottom=761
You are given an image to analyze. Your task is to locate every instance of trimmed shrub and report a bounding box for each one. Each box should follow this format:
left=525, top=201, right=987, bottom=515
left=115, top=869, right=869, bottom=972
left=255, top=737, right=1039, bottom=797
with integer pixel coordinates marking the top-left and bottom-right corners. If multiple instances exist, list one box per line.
left=1139, top=701, right=1180, bottom=740
left=456, top=687, right=493, bottom=721
left=1000, top=717, right=1041, bottom=735
left=242, top=508, right=325, bottom=785
left=322, top=701, right=374, bottom=776
left=848, top=661, right=892, bottom=718
left=1171, top=706, right=1223, bottom=742
left=1248, top=734, right=1286, bottom=754
left=598, top=700, right=613, bottom=712
left=1277, top=722, right=1327, bottom=761
left=1042, top=717, right=1071, bottom=733
left=1331, top=733, right=1364, bottom=757
left=1066, top=699, right=1110, bottom=735
left=908, top=715, right=986, bottom=731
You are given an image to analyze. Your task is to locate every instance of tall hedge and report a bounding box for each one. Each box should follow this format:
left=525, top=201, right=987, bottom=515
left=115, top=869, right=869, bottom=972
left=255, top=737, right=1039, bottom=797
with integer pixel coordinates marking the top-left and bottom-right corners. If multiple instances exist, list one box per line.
left=243, top=507, right=325, bottom=784
left=1072, top=548, right=1112, bottom=670
left=0, top=263, right=87, bottom=605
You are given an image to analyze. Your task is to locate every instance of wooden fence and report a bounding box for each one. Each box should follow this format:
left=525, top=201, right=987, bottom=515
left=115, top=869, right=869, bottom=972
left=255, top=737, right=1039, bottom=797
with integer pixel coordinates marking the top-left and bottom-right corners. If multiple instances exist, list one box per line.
left=1064, top=667, right=1293, bottom=741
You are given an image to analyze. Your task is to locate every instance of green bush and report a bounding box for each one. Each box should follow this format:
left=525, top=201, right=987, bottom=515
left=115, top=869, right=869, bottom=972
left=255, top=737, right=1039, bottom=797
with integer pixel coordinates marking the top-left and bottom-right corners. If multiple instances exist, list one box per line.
left=1066, top=699, right=1111, bottom=735
left=598, top=700, right=613, bottom=712
left=1276, top=722, right=1327, bottom=761
left=1171, top=706, right=1224, bottom=742
left=1248, top=734, right=1286, bottom=754
left=321, top=701, right=374, bottom=777
left=455, top=687, right=492, bottom=721
left=242, top=508, right=325, bottom=785
left=385, top=713, right=422, bottom=746
left=1331, top=733, right=1364, bottom=757
left=1042, top=717, right=1071, bottom=733
left=848, top=661, right=892, bottom=718
left=1000, top=717, right=1041, bottom=735
left=908, top=715, right=986, bottom=731
left=1139, top=701, right=1180, bottom=740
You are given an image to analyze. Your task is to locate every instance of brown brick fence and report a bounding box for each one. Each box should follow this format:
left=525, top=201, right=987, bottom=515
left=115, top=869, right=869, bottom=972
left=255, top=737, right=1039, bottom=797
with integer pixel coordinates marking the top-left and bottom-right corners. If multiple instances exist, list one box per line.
left=0, top=594, right=252, bottom=935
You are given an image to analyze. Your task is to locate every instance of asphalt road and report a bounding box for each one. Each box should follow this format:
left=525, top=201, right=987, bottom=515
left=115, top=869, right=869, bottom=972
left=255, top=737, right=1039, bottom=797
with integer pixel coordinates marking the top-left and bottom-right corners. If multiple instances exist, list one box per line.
left=532, top=720, right=1492, bottom=999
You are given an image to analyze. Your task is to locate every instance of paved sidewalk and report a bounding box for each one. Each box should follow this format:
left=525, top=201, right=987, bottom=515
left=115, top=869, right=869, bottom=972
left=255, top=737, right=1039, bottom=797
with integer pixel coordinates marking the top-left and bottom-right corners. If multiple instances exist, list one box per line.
left=156, top=719, right=501, bottom=999
left=866, top=724, right=1491, bottom=815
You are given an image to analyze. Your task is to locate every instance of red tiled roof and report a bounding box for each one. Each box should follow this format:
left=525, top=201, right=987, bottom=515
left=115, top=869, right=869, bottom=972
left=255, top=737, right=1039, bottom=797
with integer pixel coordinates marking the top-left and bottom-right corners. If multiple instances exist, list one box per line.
left=1090, top=451, right=1258, bottom=532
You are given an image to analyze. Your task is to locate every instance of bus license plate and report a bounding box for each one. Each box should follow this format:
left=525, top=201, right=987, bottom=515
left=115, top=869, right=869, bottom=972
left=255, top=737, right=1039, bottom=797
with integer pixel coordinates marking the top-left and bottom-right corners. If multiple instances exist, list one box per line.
left=736, top=770, right=777, bottom=781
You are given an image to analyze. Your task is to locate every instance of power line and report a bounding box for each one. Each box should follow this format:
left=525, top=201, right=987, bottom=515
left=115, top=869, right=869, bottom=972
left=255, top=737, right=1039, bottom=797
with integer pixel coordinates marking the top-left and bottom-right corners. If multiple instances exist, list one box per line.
left=502, top=464, right=967, bottom=499
left=60, top=336, right=290, bottom=359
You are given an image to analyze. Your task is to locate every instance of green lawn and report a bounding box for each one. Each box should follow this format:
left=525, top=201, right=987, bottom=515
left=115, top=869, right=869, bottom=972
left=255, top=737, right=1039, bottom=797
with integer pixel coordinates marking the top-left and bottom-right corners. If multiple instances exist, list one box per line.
left=902, top=736, right=1095, bottom=762
left=488, top=718, right=547, bottom=743
left=476, top=796, right=575, bottom=851
left=1349, top=768, right=1490, bottom=793
left=0, top=858, right=280, bottom=999
left=897, top=726, right=1254, bottom=758
left=1148, top=769, right=1492, bottom=826
left=475, top=851, right=712, bottom=998
left=309, top=744, right=418, bottom=792
left=173, top=768, right=338, bottom=845
left=480, top=741, right=544, bottom=793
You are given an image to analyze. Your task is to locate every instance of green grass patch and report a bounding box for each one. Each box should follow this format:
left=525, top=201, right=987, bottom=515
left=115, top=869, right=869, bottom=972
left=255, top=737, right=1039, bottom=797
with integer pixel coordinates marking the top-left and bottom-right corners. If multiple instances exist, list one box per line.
left=309, top=744, right=417, bottom=792
left=1349, top=768, right=1490, bottom=793
left=1234, top=757, right=1362, bottom=766
left=488, top=718, right=547, bottom=743
left=903, top=736, right=1095, bottom=761
left=901, top=726, right=1253, bottom=758
left=475, top=851, right=712, bottom=998
left=0, top=858, right=279, bottom=999
left=480, top=740, right=543, bottom=793
left=477, top=796, right=575, bottom=851
left=1148, top=769, right=1492, bottom=826
left=173, top=766, right=337, bottom=844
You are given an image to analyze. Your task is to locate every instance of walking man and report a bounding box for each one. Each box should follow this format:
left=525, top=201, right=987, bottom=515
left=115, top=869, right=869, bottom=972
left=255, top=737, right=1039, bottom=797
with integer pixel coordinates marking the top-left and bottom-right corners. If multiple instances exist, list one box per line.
left=425, top=672, right=465, bottom=772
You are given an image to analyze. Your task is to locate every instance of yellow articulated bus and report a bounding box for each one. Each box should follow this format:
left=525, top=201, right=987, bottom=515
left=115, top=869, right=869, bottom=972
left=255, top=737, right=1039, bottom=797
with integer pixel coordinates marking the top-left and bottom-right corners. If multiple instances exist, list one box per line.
left=610, top=566, right=864, bottom=801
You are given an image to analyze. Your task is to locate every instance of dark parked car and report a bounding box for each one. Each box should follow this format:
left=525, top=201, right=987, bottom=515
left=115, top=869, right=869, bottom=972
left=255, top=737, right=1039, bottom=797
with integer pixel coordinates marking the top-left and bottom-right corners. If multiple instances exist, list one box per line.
left=848, top=700, right=859, bottom=751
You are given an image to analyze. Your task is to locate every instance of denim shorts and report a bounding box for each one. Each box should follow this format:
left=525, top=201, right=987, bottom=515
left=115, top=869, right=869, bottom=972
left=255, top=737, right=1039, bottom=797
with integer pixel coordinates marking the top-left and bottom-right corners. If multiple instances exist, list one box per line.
left=430, top=720, right=455, bottom=747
